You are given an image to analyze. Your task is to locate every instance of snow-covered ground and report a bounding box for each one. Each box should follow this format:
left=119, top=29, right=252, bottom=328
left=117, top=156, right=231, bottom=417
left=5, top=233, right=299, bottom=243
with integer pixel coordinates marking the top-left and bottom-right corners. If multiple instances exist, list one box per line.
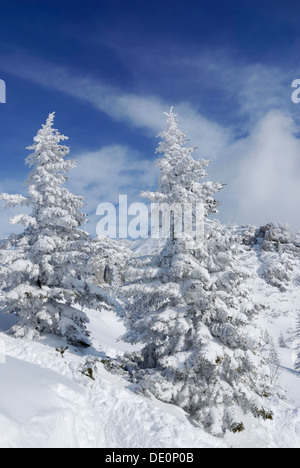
left=0, top=239, right=300, bottom=448
left=0, top=309, right=225, bottom=448
left=224, top=244, right=300, bottom=448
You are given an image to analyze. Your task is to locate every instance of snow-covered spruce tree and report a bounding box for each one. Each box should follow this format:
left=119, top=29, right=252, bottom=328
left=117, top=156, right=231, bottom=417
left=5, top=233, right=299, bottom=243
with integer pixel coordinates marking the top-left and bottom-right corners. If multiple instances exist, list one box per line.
left=123, top=107, right=223, bottom=328
left=123, top=108, right=273, bottom=435
left=0, top=113, right=110, bottom=347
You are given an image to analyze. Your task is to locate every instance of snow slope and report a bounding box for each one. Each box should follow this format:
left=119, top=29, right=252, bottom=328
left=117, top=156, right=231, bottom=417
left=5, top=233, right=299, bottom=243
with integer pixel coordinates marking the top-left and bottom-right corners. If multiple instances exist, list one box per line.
left=0, top=310, right=226, bottom=448
left=0, top=229, right=300, bottom=448
left=224, top=241, right=300, bottom=448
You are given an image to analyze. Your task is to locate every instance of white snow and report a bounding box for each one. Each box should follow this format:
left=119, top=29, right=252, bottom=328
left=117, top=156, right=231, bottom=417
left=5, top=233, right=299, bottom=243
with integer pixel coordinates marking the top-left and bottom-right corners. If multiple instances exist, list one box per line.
left=0, top=309, right=225, bottom=448
left=224, top=242, right=300, bottom=448
left=0, top=235, right=300, bottom=448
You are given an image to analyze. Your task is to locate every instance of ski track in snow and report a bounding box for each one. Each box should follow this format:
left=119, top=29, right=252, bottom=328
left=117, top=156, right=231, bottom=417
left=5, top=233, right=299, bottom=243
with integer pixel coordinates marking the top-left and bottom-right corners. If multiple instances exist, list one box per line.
left=0, top=244, right=300, bottom=448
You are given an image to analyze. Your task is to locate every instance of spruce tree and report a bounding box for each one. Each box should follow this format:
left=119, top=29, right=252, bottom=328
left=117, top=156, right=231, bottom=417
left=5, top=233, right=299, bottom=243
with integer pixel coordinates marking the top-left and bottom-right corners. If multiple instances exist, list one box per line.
left=0, top=113, right=109, bottom=346
left=123, top=108, right=273, bottom=435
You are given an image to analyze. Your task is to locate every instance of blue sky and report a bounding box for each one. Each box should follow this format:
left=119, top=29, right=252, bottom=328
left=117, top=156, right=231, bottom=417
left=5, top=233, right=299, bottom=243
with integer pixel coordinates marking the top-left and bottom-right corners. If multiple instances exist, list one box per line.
left=0, top=0, right=300, bottom=236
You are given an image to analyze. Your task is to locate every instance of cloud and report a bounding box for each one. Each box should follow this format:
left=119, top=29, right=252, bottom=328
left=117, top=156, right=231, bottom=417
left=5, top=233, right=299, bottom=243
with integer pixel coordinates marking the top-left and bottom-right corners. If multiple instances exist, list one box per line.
left=0, top=145, right=158, bottom=238
left=236, top=63, right=292, bottom=123
left=229, top=110, right=300, bottom=230
left=174, top=102, right=231, bottom=159
left=68, top=144, right=159, bottom=235
left=1, top=112, right=300, bottom=238
left=96, top=41, right=295, bottom=127
left=0, top=52, right=300, bottom=231
left=0, top=54, right=232, bottom=159
left=71, top=112, right=300, bottom=235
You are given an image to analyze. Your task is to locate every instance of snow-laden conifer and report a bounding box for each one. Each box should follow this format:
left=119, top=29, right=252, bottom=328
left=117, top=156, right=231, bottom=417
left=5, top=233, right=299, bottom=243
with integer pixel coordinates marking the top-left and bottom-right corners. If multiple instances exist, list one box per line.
left=0, top=114, right=109, bottom=346
left=123, top=109, right=273, bottom=435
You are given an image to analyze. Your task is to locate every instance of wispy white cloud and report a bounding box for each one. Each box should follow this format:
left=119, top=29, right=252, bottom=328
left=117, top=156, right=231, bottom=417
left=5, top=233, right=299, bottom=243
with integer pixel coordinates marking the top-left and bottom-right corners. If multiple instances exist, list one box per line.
left=0, top=52, right=300, bottom=231
left=69, top=111, right=300, bottom=233
left=0, top=54, right=232, bottom=159
left=0, top=145, right=158, bottom=238
left=228, top=110, right=300, bottom=230
left=92, top=42, right=295, bottom=126
left=68, top=144, right=159, bottom=235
